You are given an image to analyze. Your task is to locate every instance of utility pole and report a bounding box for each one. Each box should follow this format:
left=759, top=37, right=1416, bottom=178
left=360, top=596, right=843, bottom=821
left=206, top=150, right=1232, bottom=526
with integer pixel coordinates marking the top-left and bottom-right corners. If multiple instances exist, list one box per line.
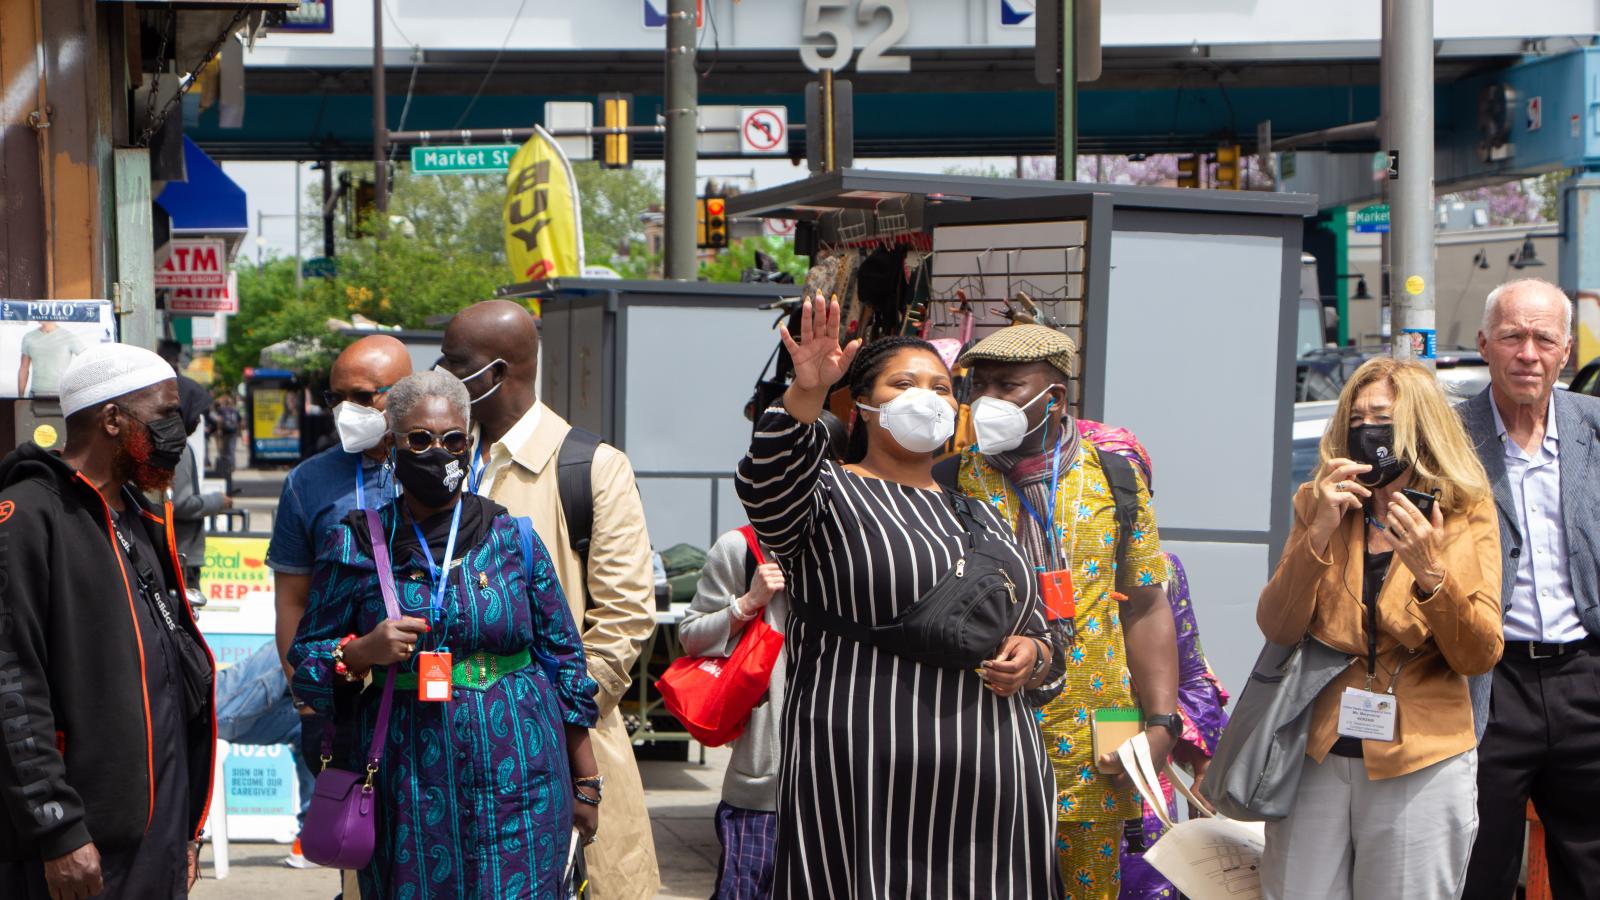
left=663, top=0, right=698, bottom=280
left=1384, top=0, right=1435, bottom=366
left=372, top=0, right=388, bottom=216
left=1054, top=0, right=1076, bottom=181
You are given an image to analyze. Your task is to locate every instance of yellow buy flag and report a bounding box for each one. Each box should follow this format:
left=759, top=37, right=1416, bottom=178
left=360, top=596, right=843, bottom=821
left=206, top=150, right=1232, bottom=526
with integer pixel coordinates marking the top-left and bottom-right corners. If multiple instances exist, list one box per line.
left=503, top=125, right=585, bottom=289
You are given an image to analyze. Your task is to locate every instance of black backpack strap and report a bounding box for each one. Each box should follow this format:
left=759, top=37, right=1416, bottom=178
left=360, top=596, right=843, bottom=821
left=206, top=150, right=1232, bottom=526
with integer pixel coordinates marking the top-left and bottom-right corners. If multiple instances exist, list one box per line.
left=557, top=427, right=603, bottom=566
left=931, top=455, right=961, bottom=493
left=1095, top=447, right=1141, bottom=568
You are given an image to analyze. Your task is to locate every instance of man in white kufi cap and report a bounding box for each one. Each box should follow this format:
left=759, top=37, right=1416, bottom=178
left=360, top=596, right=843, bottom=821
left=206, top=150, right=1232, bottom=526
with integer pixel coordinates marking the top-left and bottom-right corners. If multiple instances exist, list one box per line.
left=0, top=342, right=218, bottom=899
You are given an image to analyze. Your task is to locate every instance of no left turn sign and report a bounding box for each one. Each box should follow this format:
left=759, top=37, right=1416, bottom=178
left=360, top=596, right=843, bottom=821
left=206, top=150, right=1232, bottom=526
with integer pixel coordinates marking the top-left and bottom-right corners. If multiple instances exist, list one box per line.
left=740, top=107, right=787, bottom=156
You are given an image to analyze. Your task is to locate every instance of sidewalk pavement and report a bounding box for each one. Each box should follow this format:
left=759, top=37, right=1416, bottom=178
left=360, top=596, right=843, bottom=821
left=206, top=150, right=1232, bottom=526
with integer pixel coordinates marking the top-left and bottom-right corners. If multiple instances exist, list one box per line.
left=192, top=746, right=728, bottom=899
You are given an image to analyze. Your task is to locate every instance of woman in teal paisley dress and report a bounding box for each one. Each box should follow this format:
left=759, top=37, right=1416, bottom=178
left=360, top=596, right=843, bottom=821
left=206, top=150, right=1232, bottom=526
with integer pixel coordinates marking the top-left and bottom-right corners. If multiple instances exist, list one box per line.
left=290, top=371, right=600, bottom=899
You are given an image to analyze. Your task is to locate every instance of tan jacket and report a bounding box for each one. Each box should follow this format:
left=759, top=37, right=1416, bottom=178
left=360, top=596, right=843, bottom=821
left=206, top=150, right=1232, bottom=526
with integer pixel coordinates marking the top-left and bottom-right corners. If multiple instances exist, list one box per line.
left=485, top=403, right=660, bottom=900
left=1257, top=484, right=1503, bottom=780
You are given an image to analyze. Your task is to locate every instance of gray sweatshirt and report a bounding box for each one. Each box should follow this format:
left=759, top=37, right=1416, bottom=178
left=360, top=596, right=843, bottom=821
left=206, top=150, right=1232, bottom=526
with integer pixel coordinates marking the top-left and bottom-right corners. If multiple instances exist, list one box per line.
left=677, top=528, right=787, bottom=812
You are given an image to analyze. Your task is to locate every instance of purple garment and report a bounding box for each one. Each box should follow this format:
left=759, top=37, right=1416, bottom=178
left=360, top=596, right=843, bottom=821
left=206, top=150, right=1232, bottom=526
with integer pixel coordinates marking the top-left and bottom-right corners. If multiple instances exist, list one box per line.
left=1119, top=553, right=1231, bottom=900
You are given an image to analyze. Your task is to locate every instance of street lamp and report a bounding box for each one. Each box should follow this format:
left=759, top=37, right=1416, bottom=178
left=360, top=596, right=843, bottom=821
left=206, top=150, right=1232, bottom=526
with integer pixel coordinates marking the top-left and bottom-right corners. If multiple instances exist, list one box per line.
left=1509, top=236, right=1545, bottom=269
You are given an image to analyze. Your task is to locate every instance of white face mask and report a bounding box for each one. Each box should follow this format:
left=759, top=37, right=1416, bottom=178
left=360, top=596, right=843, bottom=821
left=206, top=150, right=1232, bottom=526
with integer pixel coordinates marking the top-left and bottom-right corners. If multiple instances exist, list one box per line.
left=857, top=387, right=956, bottom=454
left=970, top=388, right=1054, bottom=455
left=438, top=358, right=507, bottom=406
left=334, top=401, right=389, bottom=454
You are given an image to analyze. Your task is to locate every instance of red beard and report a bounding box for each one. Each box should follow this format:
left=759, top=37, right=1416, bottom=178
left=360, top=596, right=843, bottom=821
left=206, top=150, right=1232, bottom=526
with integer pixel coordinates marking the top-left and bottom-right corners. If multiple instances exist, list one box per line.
left=115, top=422, right=176, bottom=494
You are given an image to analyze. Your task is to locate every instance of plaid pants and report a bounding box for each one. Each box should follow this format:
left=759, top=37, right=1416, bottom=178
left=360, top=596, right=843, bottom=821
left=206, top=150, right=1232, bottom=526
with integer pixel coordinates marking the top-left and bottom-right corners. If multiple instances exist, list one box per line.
left=713, top=801, right=777, bottom=900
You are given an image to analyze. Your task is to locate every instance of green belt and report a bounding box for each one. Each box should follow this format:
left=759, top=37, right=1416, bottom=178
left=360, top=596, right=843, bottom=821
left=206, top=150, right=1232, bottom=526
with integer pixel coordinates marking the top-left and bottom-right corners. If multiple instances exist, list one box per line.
left=375, top=649, right=533, bottom=692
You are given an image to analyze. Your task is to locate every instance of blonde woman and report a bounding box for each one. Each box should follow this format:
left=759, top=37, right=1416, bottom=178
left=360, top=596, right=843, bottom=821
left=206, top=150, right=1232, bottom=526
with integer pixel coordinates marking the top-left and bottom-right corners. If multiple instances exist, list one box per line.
left=1256, top=357, right=1502, bottom=900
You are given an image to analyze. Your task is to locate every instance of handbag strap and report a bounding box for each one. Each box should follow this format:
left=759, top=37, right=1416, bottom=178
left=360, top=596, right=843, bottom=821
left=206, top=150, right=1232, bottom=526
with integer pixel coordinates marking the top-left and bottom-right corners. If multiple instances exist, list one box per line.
left=737, top=525, right=766, bottom=566
left=361, top=509, right=401, bottom=769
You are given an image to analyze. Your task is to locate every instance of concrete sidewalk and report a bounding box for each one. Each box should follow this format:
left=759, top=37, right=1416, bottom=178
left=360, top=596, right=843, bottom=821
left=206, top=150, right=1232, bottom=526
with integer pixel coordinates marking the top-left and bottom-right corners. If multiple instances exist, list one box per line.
left=192, top=747, right=728, bottom=899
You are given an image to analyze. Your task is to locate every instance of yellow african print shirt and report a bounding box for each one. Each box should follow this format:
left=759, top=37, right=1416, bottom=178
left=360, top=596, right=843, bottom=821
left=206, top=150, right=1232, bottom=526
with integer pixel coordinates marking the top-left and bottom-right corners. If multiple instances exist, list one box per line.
left=959, top=446, right=1169, bottom=824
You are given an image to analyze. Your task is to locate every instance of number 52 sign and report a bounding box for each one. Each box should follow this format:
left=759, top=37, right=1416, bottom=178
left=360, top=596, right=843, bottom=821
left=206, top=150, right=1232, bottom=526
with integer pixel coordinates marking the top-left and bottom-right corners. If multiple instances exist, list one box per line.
left=800, top=0, right=911, bottom=73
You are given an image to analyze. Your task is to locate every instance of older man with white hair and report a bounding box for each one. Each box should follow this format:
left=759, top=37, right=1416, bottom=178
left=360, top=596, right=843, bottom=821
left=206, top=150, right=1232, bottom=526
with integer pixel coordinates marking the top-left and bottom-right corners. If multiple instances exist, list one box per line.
left=1459, top=279, right=1600, bottom=900
left=0, top=344, right=217, bottom=899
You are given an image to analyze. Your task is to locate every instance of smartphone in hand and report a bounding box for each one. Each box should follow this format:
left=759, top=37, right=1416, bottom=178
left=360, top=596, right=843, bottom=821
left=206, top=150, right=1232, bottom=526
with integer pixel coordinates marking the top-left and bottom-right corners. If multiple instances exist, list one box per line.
left=1400, top=487, right=1440, bottom=519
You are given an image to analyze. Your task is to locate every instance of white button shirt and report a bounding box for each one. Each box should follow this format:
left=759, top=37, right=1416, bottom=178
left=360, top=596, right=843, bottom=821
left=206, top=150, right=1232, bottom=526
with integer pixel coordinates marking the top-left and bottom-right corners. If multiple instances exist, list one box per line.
left=469, top=402, right=542, bottom=496
left=1493, top=395, right=1584, bottom=642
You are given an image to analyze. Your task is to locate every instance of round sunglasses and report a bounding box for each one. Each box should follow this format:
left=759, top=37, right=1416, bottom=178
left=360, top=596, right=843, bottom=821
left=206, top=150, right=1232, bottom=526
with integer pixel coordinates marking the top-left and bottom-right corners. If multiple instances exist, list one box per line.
left=396, top=428, right=471, bottom=455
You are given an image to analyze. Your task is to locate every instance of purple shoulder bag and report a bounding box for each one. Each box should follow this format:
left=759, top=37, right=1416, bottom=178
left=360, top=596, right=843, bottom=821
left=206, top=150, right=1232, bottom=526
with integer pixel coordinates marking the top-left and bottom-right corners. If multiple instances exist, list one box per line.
left=298, top=509, right=402, bottom=869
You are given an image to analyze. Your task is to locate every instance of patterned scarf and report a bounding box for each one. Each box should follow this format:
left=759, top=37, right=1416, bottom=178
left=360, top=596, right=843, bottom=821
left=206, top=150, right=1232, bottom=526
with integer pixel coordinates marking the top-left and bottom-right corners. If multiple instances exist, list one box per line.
left=987, top=417, right=1080, bottom=571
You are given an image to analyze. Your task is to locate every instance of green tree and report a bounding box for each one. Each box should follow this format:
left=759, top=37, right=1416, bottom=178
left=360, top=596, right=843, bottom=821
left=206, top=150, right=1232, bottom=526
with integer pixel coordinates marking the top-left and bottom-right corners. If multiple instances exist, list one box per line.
left=699, top=236, right=810, bottom=283
left=570, top=162, right=663, bottom=264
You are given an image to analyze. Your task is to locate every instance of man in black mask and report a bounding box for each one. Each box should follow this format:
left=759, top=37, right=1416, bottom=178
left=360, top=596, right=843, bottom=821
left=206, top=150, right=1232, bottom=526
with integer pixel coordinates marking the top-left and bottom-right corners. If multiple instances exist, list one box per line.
left=0, top=344, right=217, bottom=899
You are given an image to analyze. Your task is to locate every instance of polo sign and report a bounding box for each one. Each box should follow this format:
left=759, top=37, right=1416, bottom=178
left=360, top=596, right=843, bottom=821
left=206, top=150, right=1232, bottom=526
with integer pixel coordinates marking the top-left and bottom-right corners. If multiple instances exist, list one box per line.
left=410, top=144, right=518, bottom=175
left=155, top=239, right=228, bottom=289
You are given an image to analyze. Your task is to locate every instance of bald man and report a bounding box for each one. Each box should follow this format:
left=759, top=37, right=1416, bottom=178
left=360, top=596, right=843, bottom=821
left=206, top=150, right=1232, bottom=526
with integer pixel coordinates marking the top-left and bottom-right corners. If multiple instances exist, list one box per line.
left=439, top=301, right=660, bottom=900
left=268, top=335, right=413, bottom=671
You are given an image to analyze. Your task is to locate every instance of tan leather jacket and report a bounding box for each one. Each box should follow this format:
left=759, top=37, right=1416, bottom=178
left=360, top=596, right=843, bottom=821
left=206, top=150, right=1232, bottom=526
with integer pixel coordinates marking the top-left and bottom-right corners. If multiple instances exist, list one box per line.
left=1257, top=484, right=1503, bottom=780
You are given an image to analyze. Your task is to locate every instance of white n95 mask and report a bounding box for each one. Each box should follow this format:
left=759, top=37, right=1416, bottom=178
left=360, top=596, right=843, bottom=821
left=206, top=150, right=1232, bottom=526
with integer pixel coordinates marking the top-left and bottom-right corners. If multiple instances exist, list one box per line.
left=970, top=389, right=1053, bottom=455
left=334, top=401, right=388, bottom=454
left=857, top=387, right=956, bottom=454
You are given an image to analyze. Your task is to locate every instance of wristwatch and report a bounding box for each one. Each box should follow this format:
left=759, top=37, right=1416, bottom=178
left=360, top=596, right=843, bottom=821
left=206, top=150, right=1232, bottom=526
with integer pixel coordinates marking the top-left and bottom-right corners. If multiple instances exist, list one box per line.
left=1144, top=713, right=1183, bottom=739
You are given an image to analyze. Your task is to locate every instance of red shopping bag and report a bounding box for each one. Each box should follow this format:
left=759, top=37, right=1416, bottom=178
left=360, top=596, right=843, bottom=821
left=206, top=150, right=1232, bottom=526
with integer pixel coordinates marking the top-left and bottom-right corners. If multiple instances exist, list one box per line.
left=655, top=527, right=784, bottom=747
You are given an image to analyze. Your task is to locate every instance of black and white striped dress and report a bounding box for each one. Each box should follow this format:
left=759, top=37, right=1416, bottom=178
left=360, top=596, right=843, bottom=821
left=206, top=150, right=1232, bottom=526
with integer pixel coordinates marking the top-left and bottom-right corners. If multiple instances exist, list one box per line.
left=737, top=409, right=1062, bottom=899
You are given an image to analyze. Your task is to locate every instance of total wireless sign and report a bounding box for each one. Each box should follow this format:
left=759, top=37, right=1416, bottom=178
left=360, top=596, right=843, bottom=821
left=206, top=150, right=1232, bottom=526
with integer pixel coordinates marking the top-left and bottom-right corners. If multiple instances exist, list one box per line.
left=156, top=239, right=238, bottom=314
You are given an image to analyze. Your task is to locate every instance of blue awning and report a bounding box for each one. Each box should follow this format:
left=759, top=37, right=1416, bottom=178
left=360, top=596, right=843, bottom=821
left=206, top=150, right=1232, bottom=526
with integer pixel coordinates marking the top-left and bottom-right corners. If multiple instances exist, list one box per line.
left=155, top=136, right=247, bottom=235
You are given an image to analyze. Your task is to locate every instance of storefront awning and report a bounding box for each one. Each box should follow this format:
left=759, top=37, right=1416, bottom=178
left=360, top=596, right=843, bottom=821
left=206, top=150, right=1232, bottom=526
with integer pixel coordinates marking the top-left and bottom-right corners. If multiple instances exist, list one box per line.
left=156, top=136, right=247, bottom=235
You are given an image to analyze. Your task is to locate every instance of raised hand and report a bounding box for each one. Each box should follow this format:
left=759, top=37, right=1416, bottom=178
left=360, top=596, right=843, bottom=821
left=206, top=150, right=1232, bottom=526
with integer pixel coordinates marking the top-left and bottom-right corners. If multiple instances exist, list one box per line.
left=780, top=294, right=862, bottom=393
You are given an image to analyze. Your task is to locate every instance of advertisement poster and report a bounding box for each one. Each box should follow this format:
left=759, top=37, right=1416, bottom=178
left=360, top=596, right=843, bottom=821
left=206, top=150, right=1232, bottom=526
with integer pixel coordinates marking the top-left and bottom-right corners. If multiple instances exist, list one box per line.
left=195, top=536, right=275, bottom=639
left=0, top=300, right=115, bottom=399
left=251, top=386, right=301, bottom=461
left=194, top=536, right=300, bottom=840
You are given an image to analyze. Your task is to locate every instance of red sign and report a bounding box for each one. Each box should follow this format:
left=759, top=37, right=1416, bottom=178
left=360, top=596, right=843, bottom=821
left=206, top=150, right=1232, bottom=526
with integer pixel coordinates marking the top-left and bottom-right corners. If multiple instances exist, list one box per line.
left=155, top=239, right=228, bottom=289
left=169, top=270, right=239, bottom=315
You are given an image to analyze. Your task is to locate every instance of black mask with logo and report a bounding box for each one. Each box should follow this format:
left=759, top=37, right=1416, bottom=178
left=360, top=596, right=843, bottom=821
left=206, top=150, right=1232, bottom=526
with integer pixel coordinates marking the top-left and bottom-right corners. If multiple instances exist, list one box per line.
left=1348, top=424, right=1408, bottom=489
left=394, top=447, right=469, bottom=508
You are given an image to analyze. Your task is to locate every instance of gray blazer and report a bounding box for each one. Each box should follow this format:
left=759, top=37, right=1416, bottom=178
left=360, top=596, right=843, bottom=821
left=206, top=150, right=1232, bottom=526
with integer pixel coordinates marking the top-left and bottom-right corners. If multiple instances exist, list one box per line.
left=1459, top=386, right=1600, bottom=737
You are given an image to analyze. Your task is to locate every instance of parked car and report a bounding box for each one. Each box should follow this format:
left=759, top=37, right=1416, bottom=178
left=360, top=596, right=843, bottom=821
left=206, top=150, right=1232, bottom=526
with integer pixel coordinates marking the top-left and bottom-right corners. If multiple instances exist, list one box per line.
left=1570, top=358, right=1600, bottom=398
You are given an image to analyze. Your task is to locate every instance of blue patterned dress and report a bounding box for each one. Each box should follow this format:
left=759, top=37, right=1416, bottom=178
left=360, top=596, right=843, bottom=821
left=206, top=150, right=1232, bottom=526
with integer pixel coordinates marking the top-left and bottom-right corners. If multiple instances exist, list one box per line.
left=290, top=496, right=599, bottom=899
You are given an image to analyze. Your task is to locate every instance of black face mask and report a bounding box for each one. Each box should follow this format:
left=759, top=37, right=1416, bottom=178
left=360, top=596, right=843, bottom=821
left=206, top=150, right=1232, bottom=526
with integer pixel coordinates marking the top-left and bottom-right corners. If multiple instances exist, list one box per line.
left=1348, top=424, right=1408, bottom=489
left=123, top=410, right=189, bottom=471
left=394, top=447, right=469, bottom=508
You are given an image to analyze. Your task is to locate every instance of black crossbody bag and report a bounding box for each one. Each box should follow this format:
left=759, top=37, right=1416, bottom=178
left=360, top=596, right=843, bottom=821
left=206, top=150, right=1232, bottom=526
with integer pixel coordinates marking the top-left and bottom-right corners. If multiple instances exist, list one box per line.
left=790, top=492, right=1033, bottom=669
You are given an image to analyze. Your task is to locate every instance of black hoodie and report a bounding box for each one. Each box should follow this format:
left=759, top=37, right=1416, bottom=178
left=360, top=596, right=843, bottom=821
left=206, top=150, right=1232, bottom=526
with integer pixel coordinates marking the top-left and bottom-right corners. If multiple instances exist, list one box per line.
left=0, top=443, right=216, bottom=862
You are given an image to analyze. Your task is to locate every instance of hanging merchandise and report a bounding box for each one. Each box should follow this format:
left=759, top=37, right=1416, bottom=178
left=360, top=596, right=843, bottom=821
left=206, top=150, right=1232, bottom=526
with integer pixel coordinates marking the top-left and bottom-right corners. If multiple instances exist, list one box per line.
left=855, top=245, right=911, bottom=343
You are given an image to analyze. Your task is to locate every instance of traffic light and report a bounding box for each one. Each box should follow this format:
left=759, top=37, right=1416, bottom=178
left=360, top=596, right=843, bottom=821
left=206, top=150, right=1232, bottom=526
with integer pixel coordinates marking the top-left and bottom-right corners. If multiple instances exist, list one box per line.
left=1215, top=143, right=1241, bottom=190
left=1176, top=155, right=1200, bottom=189
left=698, top=196, right=728, bottom=249
left=602, top=93, right=631, bottom=169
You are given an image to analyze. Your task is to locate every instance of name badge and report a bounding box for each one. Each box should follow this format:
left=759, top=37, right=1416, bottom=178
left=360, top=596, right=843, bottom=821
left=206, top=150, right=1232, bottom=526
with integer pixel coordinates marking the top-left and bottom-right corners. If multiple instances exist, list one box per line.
left=1336, top=687, right=1397, bottom=741
left=417, top=651, right=453, bottom=702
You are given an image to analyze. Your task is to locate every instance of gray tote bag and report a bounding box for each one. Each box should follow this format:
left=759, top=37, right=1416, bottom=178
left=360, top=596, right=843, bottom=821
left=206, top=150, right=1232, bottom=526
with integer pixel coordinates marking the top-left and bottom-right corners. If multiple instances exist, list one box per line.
left=1198, top=637, right=1355, bottom=822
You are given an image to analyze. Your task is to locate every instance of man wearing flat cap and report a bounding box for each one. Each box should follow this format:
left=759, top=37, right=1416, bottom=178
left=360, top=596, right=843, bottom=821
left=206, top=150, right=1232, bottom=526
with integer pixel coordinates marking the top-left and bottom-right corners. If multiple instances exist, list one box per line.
left=0, top=344, right=217, bottom=899
left=950, top=324, right=1179, bottom=896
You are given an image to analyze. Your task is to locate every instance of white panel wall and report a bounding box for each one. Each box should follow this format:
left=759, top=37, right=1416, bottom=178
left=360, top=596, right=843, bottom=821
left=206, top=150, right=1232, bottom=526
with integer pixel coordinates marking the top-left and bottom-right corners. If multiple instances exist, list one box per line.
left=1102, top=230, right=1284, bottom=534
left=1161, top=540, right=1272, bottom=698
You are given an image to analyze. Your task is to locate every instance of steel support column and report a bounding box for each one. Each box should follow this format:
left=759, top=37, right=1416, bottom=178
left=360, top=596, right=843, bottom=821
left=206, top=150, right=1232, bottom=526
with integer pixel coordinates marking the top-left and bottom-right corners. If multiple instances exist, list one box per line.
left=663, top=0, right=698, bottom=280
left=1385, top=0, right=1436, bottom=366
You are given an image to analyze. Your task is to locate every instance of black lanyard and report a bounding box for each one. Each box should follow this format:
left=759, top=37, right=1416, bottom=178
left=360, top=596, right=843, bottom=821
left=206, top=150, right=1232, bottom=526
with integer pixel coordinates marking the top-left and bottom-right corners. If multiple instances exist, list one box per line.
left=113, top=515, right=181, bottom=636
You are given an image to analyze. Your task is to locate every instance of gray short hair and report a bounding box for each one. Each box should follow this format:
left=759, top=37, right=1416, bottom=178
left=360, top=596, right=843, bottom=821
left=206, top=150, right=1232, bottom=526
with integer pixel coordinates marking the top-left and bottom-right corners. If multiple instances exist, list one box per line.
left=1483, top=278, right=1572, bottom=337
left=385, top=371, right=471, bottom=432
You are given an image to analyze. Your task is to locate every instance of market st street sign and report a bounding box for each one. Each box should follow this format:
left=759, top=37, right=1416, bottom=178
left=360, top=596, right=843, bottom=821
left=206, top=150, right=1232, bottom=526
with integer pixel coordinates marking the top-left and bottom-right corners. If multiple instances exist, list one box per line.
left=1354, top=204, right=1390, bottom=234
left=411, top=144, right=519, bottom=175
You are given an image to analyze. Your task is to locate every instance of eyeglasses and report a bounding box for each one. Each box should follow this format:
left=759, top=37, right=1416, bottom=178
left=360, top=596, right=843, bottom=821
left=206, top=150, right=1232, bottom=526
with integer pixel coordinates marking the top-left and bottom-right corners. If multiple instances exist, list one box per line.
left=323, top=385, right=393, bottom=409
left=397, top=428, right=471, bottom=455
